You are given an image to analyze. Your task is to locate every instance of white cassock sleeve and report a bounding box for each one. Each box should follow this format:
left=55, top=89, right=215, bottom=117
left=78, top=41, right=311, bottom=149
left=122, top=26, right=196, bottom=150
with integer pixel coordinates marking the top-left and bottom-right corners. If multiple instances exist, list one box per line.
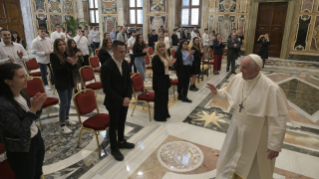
left=267, top=115, right=287, bottom=152
left=212, top=75, right=238, bottom=102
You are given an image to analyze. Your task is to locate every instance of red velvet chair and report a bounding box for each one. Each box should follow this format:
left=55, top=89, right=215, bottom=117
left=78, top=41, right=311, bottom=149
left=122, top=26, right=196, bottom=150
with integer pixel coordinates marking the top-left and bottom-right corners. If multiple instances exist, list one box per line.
left=49, top=64, right=56, bottom=94
left=95, top=49, right=100, bottom=56
left=171, top=49, right=176, bottom=58
left=203, top=48, right=214, bottom=74
left=24, top=58, right=48, bottom=78
left=170, top=79, right=178, bottom=100
left=89, top=56, right=101, bottom=74
left=24, top=77, right=60, bottom=130
left=79, top=66, right=102, bottom=97
left=73, top=89, right=110, bottom=156
left=131, top=73, right=155, bottom=121
left=148, top=47, right=154, bottom=57
left=0, top=143, right=15, bottom=179
left=145, top=55, right=152, bottom=77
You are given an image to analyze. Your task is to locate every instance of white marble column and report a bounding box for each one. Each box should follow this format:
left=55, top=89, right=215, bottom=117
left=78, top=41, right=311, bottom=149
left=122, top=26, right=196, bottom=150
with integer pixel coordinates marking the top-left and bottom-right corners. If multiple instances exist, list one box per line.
left=168, top=0, right=176, bottom=35
left=201, top=0, right=208, bottom=34
left=20, top=0, right=36, bottom=52
left=77, top=0, right=85, bottom=19
left=98, top=0, right=103, bottom=42
left=143, top=0, right=148, bottom=42
left=118, top=0, right=125, bottom=26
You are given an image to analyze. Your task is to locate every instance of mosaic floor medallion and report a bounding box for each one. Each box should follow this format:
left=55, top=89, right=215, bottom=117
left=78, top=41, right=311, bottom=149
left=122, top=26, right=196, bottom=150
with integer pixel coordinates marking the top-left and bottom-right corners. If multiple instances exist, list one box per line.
left=157, top=141, right=204, bottom=172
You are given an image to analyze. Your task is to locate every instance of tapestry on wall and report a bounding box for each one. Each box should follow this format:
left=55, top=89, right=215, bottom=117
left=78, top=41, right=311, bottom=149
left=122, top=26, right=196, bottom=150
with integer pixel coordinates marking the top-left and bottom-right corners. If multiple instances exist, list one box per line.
left=102, top=16, right=118, bottom=34
left=217, top=15, right=235, bottom=42
left=149, top=16, right=166, bottom=32
left=50, top=15, right=63, bottom=32
left=64, top=0, right=74, bottom=14
left=102, top=0, right=117, bottom=14
left=294, top=15, right=311, bottom=50
left=149, top=0, right=166, bottom=13
left=310, top=15, right=319, bottom=51
left=219, top=0, right=236, bottom=13
left=33, top=0, right=46, bottom=12
left=35, top=14, right=50, bottom=35
left=48, top=0, right=62, bottom=13
left=300, top=0, right=314, bottom=13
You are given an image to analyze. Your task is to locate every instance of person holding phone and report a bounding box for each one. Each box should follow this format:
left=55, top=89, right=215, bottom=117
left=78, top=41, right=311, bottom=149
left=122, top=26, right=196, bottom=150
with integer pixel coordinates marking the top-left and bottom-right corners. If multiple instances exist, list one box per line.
left=133, top=34, right=149, bottom=81
left=257, top=33, right=270, bottom=68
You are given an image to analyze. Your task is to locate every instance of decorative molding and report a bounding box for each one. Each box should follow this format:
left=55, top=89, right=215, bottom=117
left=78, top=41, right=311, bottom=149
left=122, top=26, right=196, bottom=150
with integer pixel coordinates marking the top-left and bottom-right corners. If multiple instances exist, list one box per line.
left=300, top=0, right=314, bottom=12
left=102, top=15, right=118, bottom=34
left=239, top=0, right=248, bottom=13
left=293, top=15, right=312, bottom=50
left=102, top=0, right=117, bottom=14
left=48, top=0, right=62, bottom=13
left=209, top=0, right=216, bottom=13
left=64, top=0, right=74, bottom=14
left=310, top=15, right=319, bottom=51
left=33, top=0, right=46, bottom=12
left=218, top=0, right=236, bottom=13
left=217, top=15, right=235, bottom=41
left=149, top=0, right=167, bottom=13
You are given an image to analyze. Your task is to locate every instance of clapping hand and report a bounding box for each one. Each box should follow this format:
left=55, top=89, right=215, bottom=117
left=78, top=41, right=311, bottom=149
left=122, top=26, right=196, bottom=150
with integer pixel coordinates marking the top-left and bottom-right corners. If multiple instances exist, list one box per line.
left=143, top=47, right=149, bottom=53
left=189, top=49, right=195, bottom=56
left=17, top=51, right=23, bottom=59
left=168, top=58, right=177, bottom=66
left=30, top=92, right=47, bottom=113
left=122, top=97, right=131, bottom=107
left=201, top=48, right=206, bottom=53
left=8, top=55, right=14, bottom=63
left=67, top=57, right=78, bottom=65
left=61, top=35, right=66, bottom=40
left=206, top=83, right=218, bottom=95
left=76, top=51, right=82, bottom=57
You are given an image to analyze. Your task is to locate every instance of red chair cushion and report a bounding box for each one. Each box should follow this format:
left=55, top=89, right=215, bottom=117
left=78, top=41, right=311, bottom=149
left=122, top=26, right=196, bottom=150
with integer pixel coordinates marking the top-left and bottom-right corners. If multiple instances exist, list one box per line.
left=170, top=79, right=178, bottom=85
left=90, top=57, right=100, bottom=68
left=24, top=78, right=45, bottom=97
left=42, top=97, right=59, bottom=108
left=0, top=143, right=5, bottom=154
left=25, top=58, right=39, bottom=70
left=138, top=92, right=155, bottom=101
left=83, top=113, right=110, bottom=130
left=81, top=67, right=95, bottom=81
left=74, top=90, right=97, bottom=115
left=29, top=71, right=48, bottom=77
left=94, top=69, right=101, bottom=73
left=146, top=66, right=152, bottom=69
left=86, top=82, right=102, bottom=89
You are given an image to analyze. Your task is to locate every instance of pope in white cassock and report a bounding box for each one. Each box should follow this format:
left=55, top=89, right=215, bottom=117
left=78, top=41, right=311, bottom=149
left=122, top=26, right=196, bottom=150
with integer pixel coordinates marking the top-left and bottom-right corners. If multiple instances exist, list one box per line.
left=207, top=54, right=289, bottom=179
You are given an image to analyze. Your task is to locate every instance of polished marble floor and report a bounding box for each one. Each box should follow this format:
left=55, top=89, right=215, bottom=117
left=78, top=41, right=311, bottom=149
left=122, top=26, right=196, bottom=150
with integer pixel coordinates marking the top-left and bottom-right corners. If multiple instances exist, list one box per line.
left=3, top=57, right=319, bottom=179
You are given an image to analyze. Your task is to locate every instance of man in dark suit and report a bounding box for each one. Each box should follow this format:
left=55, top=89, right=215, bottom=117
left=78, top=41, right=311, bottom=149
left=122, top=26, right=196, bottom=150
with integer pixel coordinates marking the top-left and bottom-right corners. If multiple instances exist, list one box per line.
left=228, top=28, right=237, bottom=39
left=227, top=33, right=241, bottom=74
left=182, top=29, right=191, bottom=42
left=101, top=40, right=134, bottom=161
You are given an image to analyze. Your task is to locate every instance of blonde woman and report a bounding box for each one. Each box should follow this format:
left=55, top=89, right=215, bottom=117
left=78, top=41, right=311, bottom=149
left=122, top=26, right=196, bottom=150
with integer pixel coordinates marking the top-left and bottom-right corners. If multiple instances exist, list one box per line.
left=151, top=41, right=176, bottom=121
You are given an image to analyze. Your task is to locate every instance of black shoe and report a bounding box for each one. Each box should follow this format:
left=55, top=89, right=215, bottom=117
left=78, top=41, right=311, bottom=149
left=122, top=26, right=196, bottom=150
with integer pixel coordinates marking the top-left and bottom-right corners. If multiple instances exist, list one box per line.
left=111, top=149, right=124, bottom=161
left=189, top=86, right=198, bottom=91
left=217, top=72, right=220, bottom=74
left=214, top=72, right=218, bottom=75
left=181, top=97, right=192, bottom=103
left=193, top=85, right=199, bottom=90
left=231, top=72, right=236, bottom=74
left=226, top=69, right=230, bottom=72
left=118, top=140, right=135, bottom=149
left=178, top=94, right=183, bottom=100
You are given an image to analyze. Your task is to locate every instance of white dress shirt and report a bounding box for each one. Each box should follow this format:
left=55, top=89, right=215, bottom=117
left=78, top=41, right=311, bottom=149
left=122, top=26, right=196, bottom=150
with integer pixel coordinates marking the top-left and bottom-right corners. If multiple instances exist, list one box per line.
left=202, top=33, right=209, bottom=46
left=113, top=57, right=122, bottom=75
left=74, top=34, right=91, bottom=56
left=164, top=37, right=170, bottom=49
left=127, top=36, right=136, bottom=54
left=191, top=31, right=197, bottom=42
left=32, top=36, right=52, bottom=64
left=50, top=31, right=69, bottom=45
left=0, top=41, right=29, bottom=72
left=89, top=29, right=100, bottom=43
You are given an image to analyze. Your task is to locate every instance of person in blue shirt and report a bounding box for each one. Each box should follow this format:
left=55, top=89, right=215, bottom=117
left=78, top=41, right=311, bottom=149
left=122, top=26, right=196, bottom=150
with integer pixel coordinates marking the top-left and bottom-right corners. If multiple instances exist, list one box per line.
left=110, top=28, right=116, bottom=42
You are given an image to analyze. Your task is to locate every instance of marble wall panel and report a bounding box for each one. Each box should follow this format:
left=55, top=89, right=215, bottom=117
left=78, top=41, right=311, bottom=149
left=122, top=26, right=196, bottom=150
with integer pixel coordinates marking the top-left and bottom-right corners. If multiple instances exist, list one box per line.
left=239, top=0, right=248, bottom=13
left=149, top=16, right=166, bottom=32
left=300, top=0, right=314, bottom=13
left=64, top=0, right=74, bottom=14
left=50, top=15, right=63, bottom=32
left=310, top=16, right=319, bottom=51
left=219, top=0, right=236, bottom=13
left=48, top=0, right=62, bottom=13
left=208, top=15, right=215, bottom=33
left=217, top=15, right=235, bottom=41
left=75, top=2, right=78, bottom=13
left=209, top=0, right=216, bottom=13
left=102, top=0, right=117, bottom=14
left=35, top=14, right=50, bottom=35
left=83, top=0, right=90, bottom=23
left=149, top=0, right=167, bottom=13
left=237, top=15, right=246, bottom=33
left=33, top=0, right=46, bottom=12
left=294, top=15, right=312, bottom=50
left=102, top=16, right=117, bottom=34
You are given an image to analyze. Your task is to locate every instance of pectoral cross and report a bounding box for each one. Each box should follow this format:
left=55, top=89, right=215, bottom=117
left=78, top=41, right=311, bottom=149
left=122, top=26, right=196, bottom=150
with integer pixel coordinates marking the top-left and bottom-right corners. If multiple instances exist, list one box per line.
left=239, top=103, right=244, bottom=113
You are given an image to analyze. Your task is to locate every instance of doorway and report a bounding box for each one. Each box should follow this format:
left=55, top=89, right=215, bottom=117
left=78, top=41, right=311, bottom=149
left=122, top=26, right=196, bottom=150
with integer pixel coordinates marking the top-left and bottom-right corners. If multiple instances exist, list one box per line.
left=253, top=2, right=288, bottom=57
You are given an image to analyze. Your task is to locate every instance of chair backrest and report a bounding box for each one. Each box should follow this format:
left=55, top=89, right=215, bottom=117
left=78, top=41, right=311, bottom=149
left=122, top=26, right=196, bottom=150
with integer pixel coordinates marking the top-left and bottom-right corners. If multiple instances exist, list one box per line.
left=80, top=66, right=95, bottom=82
left=25, top=58, right=39, bottom=71
left=89, top=56, right=100, bottom=68
left=24, top=78, right=45, bottom=97
left=73, top=90, right=98, bottom=115
left=95, top=49, right=100, bottom=56
left=148, top=47, right=154, bottom=55
left=171, top=49, right=176, bottom=58
left=145, top=55, right=150, bottom=65
left=202, top=53, right=205, bottom=60
left=131, top=73, right=144, bottom=92
left=209, top=48, right=213, bottom=57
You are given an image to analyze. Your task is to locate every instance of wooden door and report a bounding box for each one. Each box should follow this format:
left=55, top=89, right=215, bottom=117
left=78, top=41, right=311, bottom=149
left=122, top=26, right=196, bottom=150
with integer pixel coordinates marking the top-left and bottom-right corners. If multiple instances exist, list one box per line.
left=0, top=0, right=25, bottom=40
left=253, top=2, right=288, bottom=57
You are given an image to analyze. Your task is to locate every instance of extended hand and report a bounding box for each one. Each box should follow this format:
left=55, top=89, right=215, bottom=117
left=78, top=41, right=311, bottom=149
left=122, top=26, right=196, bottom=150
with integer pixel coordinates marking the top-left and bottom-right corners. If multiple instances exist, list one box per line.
left=8, top=55, right=14, bottom=63
left=17, top=51, right=23, bottom=59
left=206, top=83, right=218, bottom=94
left=168, top=58, right=177, bottom=66
left=61, top=35, right=65, bottom=40
left=122, top=97, right=131, bottom=107
left=267, top=149, right=279, bottom=160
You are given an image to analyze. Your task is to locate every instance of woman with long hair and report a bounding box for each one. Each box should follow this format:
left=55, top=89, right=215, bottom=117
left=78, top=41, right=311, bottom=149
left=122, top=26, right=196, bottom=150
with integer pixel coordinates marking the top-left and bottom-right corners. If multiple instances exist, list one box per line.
left=174, top=40, right=195, bottom=103
left=0, top=63, right=47, bottom=179
left=164, top=31, right=171, bottom=57
left=133, top=34, right=149, bottom=81
left=213, top=33, right=224, bottom=75
left=152, top=41, right=176, bottom=121
left=11, top=30, right=26, bottom=49
left=67, top=39, right=83, bottom=93
left=50, top=39, right=79, bottom=134
left=98, top=38, right=113, bottom=65
left=257, top=33, right=270, bottom=68
left=189, top=37, right=205, bottom=91
left=104, top=32, right=110, bottom=39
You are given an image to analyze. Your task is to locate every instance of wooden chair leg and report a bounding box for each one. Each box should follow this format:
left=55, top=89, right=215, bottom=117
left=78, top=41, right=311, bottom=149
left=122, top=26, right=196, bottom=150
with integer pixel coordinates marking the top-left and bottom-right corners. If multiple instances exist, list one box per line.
left=94, top=131, right=101, bottom=156
left=172, top=85, right=176, bottom=100
left=77, top=128, right=84, bottom=147
left=147, top=102, right=152, bottom=121
left=38, top=118, right=43, bottom=130
left=48, top=107, right=51, bottom=116
left=131, top=100, right=138, bottom=116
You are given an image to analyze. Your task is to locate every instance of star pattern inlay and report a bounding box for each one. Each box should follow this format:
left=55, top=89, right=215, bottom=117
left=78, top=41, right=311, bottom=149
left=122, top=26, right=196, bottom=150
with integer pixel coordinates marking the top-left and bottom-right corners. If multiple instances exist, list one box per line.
left=193, top=111, right=225, bottom=128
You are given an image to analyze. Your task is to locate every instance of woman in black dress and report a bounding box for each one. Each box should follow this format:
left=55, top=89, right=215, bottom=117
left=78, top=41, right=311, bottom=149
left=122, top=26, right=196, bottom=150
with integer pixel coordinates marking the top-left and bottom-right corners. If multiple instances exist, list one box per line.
left=67, top=39, right=83, bottom=93
left=257, top=33, right=270, bottom=68
left=152, top=41, right=176, bottom=121
left=98, top=38, right=113, bottom=65
left=189, top=37, right=205, bottom=91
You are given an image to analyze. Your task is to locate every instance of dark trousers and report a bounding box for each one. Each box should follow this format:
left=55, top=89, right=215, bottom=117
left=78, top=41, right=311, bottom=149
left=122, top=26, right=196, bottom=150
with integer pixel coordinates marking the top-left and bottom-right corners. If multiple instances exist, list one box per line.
left=214, top=54, right=223, bottom=71
left=129, top=54, right=137, bottom=73
left=154, top=87, right=170, bottom=121
left=57, top=81, right=73, bottom=123
left=177, top=66, right=191, bottom=97
left=39, top=63, right=55, bottom=86
left=167, top=49, right=171, bottom=57
left=83, top=55, right=89, bottom=66
left=107, top=106, right=128, bottom=150
left=227, top=55, right=236, bottom=72
left=92, top=42, right=100, bottom=56
left=6, top=131, right=45, bottom=179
